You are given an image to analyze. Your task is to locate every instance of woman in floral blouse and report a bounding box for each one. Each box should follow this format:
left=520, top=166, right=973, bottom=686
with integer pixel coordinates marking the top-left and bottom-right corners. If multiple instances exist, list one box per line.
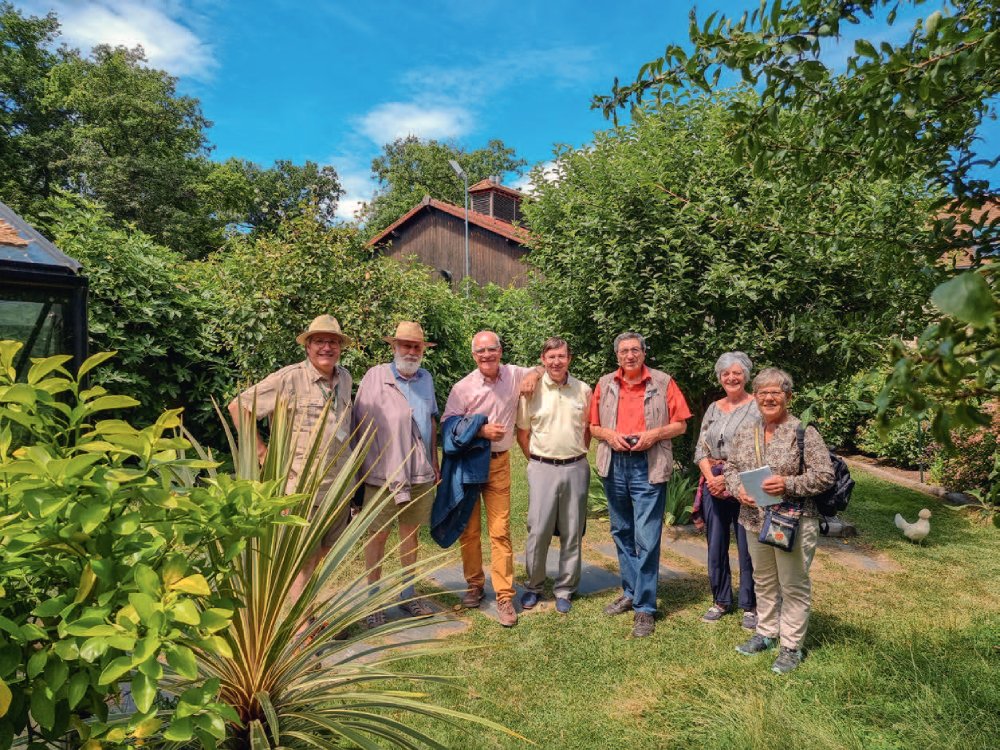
left=724, top=367, right=834, bottom=674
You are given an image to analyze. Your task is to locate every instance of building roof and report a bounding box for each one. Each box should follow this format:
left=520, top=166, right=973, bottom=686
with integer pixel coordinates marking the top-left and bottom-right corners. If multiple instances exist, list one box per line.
left=468, top=179, right=526, bottom=200
left=367, top=195, right=532, bottom=248
left=0, top=201, right=82, bottom=273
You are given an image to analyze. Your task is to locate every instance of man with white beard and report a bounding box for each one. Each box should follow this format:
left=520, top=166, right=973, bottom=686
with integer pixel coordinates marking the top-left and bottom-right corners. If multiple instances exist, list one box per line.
left=353, top=321, right=441, bottom=627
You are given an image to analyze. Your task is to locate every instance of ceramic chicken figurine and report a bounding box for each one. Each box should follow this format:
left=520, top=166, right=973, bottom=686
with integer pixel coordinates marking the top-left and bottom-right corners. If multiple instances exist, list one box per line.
left=894, top=508, right=931, bottom=543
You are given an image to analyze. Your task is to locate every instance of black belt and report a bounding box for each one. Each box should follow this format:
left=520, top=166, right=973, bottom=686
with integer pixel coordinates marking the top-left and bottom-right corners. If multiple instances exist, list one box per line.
left=490, top=450, right=508, bottom=459
left=530, top=453, right=587, bottom=466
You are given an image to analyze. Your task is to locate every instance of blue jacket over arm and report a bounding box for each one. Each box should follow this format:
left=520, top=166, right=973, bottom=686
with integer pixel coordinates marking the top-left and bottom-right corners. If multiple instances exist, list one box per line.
left=431, top=414, right=490, bottom=548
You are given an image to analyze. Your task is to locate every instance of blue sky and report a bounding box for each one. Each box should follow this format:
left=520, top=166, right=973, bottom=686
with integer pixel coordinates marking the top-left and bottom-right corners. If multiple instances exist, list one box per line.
left=18, top=1, right=995, bottom=220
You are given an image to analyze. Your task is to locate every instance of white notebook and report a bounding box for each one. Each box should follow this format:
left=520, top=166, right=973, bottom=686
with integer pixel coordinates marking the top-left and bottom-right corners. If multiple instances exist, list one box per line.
left=738, top=465, right=781, bottom=507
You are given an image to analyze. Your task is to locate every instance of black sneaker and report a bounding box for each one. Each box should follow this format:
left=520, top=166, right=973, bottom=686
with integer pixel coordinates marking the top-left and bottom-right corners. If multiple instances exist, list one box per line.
left=604, top=594, right=633, bottom=616
left=735, top=633, right=776, bottom=656
left=632, top=612, right=655, bottom=637
left=771, top=646, right=803, bottom=674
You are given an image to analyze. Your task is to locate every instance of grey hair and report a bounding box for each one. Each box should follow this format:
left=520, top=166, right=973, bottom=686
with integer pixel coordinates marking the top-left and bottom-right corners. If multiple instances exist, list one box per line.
left=752, top=367, right=794, bottom=395
left=714, top=351, right=753, bottom=382
left=613, top=332, right=646, bottom=354
left=471, top=330, right=501, bottom=352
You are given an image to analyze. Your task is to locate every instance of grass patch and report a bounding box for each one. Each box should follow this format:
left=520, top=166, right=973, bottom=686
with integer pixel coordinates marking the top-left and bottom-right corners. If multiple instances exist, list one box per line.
left=384, top=460, right=1000, bottom=749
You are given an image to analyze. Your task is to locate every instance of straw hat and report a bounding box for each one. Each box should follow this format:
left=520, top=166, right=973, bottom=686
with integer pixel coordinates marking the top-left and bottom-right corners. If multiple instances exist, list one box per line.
left=295, top=315, right=353, bottom=347
left=382, top=321, right=436, bottom=347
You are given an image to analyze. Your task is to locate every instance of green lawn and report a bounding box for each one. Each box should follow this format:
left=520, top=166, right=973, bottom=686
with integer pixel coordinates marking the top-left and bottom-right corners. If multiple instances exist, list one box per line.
left=394, top=455, right=1000, bottom=749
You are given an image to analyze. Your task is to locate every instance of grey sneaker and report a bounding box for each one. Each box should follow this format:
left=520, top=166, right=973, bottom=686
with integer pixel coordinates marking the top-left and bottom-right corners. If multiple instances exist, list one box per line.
left=735, top=633, right=776, bottom=656
left=398, top=598, right=434, bottom=617
left=365, top=610, right=386, bottom=630
left=702, top=604, right=730, bottom=622
left=604, top=594, right=634, bottom=616
left=772, top=646, right=803, bottom=674
left=632, top=612, right=656, bottom=637
left=741, top=611, right=758, bottom=630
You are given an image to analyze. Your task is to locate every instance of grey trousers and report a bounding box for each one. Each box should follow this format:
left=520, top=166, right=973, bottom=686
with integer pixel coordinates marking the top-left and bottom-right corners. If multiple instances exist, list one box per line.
left=524, top=459, right=590, bottom=599
left=745, top=515, right=819, bottom=650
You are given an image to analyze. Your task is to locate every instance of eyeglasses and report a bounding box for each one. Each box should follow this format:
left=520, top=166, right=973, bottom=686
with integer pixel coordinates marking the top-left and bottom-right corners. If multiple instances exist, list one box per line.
left=617, top=347, right=643, bottom=356
left=473, top=345, right=501, bottom=355
left=755, top=389, right=786, bottom=399
left=310, top=338, right=341, bottom=348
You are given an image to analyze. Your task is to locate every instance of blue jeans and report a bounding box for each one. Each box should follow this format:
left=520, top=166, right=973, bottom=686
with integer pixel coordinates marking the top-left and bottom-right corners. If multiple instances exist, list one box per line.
left=603, top=451, right=666, bottom=614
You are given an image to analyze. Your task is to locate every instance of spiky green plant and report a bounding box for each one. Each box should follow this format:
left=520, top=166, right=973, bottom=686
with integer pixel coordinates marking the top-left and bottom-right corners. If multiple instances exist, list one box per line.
left=162, top=396, right=521, bottom=748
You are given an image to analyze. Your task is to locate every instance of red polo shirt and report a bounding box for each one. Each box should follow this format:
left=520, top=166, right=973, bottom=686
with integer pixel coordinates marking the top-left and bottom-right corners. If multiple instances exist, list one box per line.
left=588, top=366, right=692, bottom=434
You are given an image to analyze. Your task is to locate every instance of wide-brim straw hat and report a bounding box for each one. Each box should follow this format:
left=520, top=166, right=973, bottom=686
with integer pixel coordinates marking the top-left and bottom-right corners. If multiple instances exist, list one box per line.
left=296, top=314, right=353, bottom=347
left=382, top=320, right=436, bottom=347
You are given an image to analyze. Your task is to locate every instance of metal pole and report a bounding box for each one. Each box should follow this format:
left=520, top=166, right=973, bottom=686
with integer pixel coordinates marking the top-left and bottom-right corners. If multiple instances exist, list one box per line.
left=463, top=173, right=469, bottom=296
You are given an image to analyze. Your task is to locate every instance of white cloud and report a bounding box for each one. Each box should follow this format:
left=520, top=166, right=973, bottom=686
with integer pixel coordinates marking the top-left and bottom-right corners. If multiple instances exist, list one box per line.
left=512, top=159, right=563, bottom=195
left=357, top=102, right=474, bottom=145
left=24, top=1, right=215, bottom=79
left=327, top=157, right=375, bottom=223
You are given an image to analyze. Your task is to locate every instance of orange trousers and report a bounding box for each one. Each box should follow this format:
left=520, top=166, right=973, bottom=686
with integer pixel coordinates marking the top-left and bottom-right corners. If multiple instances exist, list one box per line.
left=459, top=452, right=514, bottom=602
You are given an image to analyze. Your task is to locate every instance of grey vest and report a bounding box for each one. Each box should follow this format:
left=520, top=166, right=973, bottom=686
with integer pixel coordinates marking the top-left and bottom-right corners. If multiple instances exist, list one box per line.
left=595, top=367, right=675, bottom=484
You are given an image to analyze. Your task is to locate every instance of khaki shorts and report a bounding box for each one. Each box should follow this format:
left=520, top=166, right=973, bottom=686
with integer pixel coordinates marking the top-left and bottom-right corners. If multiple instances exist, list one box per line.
left=365, top=482, right=436, bottom=532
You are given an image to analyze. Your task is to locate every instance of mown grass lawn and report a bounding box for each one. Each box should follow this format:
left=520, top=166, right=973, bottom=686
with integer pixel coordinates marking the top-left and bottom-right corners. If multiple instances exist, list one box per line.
left=396, top=455, right=1000, bottom=749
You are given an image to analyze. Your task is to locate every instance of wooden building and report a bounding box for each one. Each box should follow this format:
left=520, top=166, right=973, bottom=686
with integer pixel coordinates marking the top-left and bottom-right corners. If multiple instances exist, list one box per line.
left=367, top=179, right=533, bottom=287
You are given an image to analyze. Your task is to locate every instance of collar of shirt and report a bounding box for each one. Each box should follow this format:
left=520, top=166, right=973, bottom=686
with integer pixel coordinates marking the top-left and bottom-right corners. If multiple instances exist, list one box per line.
left=475, top=363, right=506, bottom=386
left=614, top=365, right=651, bottom=387
left=304, top=358, right=338, bottom=385
left=388, top=361, right=425, bottom=384
left=542, top=371, right=572, bottom=389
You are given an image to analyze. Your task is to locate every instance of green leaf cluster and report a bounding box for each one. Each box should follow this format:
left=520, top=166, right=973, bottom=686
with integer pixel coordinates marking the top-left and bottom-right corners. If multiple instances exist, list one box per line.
left=522, top=94, right=938, bottom=408
left=0, top=342, right=289, bottom=747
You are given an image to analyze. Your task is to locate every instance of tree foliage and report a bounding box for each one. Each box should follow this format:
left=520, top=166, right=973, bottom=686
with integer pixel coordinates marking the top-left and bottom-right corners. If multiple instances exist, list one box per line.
left=0, top=2, right=343, bottom=257
left=360, top=136, right=526, bottom=234
left=594, top=0, right=999, bottom=505
left=522, top=95, right=938, bottom=409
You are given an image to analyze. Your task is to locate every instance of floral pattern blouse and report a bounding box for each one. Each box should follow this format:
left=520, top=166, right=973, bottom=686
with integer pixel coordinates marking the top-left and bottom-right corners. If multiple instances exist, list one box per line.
left=723, top=415, right=835, bottom=533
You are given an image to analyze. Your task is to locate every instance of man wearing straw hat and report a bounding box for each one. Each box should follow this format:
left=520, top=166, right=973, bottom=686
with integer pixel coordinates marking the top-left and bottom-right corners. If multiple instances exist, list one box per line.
left=228, top=314, right=354, bottom=600
left=353, top=321, right=440, bottom=628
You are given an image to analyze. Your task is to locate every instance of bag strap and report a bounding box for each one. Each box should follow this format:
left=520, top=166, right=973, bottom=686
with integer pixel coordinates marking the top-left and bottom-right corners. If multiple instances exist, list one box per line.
left=795, top=424, right=806, bottom=476
left=753, top=425, right=764, bottom=466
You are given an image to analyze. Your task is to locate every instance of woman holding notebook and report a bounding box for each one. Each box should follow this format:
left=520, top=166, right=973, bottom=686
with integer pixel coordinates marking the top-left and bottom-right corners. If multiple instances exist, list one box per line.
left=723, top=367, right=834, bottom=675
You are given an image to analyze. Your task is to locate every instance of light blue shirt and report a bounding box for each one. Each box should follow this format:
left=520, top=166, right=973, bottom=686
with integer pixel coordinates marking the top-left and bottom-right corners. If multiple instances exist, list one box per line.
left=390, top=362, right=438, bottom=462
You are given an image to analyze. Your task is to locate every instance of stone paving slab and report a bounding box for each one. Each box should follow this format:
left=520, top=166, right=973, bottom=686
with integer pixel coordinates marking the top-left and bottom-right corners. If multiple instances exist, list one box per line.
left=426, top=545, right=622, bottom=622
left=593, top=541, right=693, bottom=582
left=814, top=537, right=902, bottom=573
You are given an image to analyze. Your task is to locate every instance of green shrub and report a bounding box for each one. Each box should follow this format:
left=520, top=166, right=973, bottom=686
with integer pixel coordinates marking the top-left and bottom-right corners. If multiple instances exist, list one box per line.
left=664, top=468, right=696, bottom=526
left=930, top=406, right=999, bottom=494
left=208, top=212, right=476, bottom=413
left=796, top=370, right=881, bottom=451
left=38, top=193, right=231, bottom=445
left=0, top=342, right=282, bottom=747
left=856, top=410, right=931, bottom=469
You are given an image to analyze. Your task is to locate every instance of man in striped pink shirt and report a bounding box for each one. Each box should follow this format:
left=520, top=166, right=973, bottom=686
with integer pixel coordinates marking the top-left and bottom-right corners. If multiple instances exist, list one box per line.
left=442, top=330, right=539, bottom=627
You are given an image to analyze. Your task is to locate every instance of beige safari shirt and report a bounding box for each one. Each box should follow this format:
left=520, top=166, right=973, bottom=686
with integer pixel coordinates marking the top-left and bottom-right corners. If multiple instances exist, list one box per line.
left=236, top=359, right=353, bottom=495
left=516, top=373, right=591, bottom=459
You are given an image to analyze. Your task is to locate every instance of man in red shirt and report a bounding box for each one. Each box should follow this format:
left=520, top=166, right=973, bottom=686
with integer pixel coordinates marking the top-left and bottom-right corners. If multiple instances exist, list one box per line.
left=589, top=332, right=691, bottom=637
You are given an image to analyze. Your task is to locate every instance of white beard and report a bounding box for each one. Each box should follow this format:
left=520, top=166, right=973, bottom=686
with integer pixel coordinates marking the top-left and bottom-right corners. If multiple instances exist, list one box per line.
left=394, top=353, right=422, bottom=377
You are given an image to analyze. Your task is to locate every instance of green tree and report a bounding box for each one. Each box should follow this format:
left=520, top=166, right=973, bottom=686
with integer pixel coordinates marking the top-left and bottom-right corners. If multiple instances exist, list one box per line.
left=594, top=0, right=999, bottom=504
left=43, top=44, right=216, bottom=254
left=0, top=3, right=70, bottom=214
left=361, top=136, right=526, bottom=234
left=522, top=94, right=939, bottom=410
left=203, top=157, right=343, bottom=235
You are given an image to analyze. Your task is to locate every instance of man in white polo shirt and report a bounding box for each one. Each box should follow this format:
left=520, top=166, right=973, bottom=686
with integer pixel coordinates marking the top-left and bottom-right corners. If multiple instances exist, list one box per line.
left=515, top=337, right=592, bottom=614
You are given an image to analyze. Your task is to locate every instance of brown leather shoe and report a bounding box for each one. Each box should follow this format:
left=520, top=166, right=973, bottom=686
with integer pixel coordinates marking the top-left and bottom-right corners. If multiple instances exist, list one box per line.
left=632, top=612, right=655, bottom=638
left=462, top=585, right=484, bottom=609
left=497, top=598, right=517, bottom=627
left=603, top=594, right=633, bottom=616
